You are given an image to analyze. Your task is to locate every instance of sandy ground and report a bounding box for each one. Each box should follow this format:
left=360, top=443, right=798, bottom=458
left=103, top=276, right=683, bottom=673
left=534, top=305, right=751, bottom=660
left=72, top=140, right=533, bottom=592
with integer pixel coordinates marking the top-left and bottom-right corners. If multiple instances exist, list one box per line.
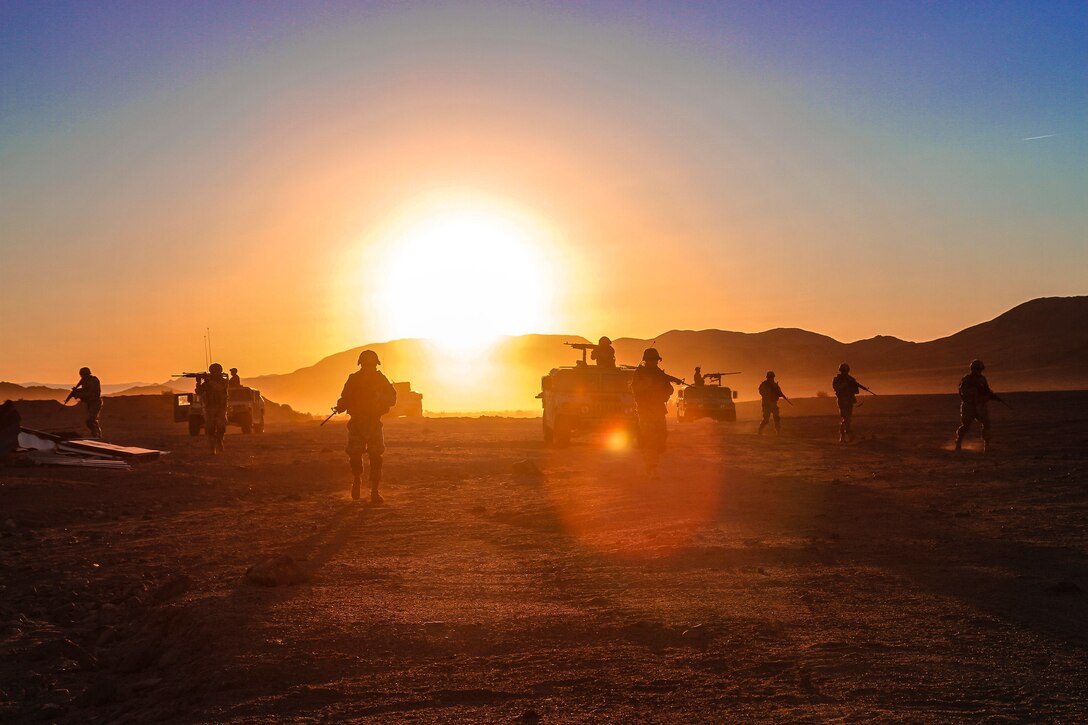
left=1, top=392, right=1087, bottom=722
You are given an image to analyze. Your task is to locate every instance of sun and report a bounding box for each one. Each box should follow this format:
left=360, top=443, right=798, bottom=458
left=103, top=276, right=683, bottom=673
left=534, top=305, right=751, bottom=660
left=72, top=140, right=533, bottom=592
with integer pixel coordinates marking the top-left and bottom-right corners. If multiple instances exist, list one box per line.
left=372, top=202, right=559, bottom=351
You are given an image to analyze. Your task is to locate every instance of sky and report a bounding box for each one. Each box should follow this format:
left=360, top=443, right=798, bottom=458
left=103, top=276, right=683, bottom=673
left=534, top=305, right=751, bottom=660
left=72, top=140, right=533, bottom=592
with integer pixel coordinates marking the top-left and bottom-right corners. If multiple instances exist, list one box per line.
left=2, top=0, right=1086, bottom=383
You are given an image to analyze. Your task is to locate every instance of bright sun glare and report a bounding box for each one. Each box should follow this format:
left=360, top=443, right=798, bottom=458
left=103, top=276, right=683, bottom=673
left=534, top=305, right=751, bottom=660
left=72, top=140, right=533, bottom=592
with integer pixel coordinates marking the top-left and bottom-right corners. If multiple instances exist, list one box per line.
left=375, top=204, right=558, bottom=351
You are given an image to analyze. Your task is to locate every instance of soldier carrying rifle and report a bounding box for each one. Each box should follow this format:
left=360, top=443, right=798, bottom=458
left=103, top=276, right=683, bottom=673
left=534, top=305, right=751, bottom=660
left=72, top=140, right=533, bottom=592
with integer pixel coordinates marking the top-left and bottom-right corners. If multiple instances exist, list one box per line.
left=334, top=349, right=397, bottom=503
left=631, top=348, right=683, bottom=478
left=195, top=363, right=230, bottom=455
left=832, top=363, right=875, bottom=443
left=757, top=371, right=789, bottom=436
left=955, top=359, right=1003, bottom=453
left=65, top=367, right=103, bottom=438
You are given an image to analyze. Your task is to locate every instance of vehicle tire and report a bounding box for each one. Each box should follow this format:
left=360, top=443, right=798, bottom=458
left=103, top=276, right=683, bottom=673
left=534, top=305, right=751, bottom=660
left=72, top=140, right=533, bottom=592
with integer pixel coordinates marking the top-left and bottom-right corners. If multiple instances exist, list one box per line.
left=239, top=413, right=252, bottom=434
left=253, top=421, right=264, bottom=433
left=188, top=417, right=202, bottom=436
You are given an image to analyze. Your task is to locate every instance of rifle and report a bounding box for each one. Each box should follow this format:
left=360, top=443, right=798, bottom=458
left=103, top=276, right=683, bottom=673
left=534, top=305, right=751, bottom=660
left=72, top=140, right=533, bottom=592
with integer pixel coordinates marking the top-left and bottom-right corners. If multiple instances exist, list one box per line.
left=663, top=373, right=686, bottom=387
left=173, top=372, right=208, bottom=380
left=858, top=383, right=877, bottom=395
left=64, top=382, right=83, bottom=404
left=320, top=407, right=341, bottom=427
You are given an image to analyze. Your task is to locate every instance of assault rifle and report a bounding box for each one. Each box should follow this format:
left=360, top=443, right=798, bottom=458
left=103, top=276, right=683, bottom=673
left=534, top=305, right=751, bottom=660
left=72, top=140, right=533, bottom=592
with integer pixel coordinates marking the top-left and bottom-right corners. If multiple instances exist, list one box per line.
left=63, top=381, right=83, bottom=404
left=320, top=407, right=341, bottom=427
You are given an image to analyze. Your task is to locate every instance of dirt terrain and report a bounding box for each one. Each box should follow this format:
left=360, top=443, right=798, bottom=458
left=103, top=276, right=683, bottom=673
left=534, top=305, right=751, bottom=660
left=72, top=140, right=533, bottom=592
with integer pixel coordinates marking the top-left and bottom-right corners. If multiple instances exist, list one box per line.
left=2, top=392, right=1087, bottom=722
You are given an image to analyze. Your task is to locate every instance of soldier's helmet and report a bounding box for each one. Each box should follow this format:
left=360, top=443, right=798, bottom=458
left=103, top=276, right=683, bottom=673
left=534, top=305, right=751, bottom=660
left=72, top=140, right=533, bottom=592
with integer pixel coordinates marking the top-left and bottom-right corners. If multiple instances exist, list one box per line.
left=358, top=349, right=381, bottom=366
left=970, top=359, right=985, bottom=371
left=642, top=348, right=662, bottom=362
left=695, top=366, right=701, bottom=372
left=766, top=371, right=775, bottom=379
left=229, top=368, right=238, bottom=374
left=598, top=336, right=611, bottom=345
left=79, top=367, right=91, bottom=377
left=209, top=362, right=223, bottom=374
left=839, top=363, right=850, bottom=373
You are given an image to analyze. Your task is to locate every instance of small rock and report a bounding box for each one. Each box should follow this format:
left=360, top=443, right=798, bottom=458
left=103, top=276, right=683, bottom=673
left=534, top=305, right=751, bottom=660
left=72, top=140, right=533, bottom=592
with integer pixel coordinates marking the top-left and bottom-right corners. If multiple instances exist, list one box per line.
left=1045, top=580, right=1081, bottom=596
left=95, top=627, right=119, bottom=648
left=40, top=703, right=64, bottom=715
left=511, top=460, right=542, bottom=477
left=245, top=555, right=309, bottom=587
left=153, top=574, right=193, bottom=603
left=133, top=677, right=162, bottom=691
left=518, top=710, right=541, bottom=723
left=78, top=678, right=119, bottom=706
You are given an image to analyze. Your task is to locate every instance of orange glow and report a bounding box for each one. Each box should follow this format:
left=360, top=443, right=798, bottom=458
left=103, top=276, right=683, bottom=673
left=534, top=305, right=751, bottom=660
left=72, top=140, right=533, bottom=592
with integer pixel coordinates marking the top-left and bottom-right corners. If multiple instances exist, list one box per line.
left=541, top=452, right=723, bottom=559
left=606, top=428, right=632, bottom=452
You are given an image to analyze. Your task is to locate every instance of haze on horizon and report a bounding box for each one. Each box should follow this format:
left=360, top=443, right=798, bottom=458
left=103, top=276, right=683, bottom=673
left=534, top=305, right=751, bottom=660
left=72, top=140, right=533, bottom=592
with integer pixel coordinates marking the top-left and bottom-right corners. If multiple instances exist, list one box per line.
left=2, top=1, right=1086, bottom=384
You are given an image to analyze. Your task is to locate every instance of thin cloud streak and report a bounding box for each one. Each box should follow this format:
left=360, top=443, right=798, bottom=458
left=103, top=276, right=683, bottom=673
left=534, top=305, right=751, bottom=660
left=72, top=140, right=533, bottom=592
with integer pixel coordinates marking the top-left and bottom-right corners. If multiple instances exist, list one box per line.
left=1022, top=133, right=1059, bottom=141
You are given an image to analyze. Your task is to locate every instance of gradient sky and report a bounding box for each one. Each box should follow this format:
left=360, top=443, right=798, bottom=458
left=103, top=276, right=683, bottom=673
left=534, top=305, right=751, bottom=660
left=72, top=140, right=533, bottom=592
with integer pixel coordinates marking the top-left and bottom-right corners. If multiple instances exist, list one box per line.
left=2, top=0, right=1086, bottom=383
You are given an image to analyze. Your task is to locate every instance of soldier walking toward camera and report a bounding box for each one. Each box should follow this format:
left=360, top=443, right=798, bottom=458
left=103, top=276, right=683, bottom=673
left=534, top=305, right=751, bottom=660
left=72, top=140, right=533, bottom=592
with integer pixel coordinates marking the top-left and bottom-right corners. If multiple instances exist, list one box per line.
left=66, top=367, right=103, bottom=438
left=336, top=349, right=396, bottom=502
left=631, top=347, right=679, bottom=478
left=757, top=371, right=787, bottom=435
left=592, top=336, right=616, bottom=368
left=832, top=363, right=871, bottom=443
left=196, top=363, right=229, bottom=454
left=956, top=359, right=1002, bottom=452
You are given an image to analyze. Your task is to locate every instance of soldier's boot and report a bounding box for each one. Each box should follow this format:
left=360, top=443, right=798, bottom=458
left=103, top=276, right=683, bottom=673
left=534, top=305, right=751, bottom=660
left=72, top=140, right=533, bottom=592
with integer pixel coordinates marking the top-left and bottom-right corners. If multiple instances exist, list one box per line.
left=982, top=438, right=990, bottom=454
left=757, top=421, right=766, bottom=436
left=369, top=458, right=384, bottom=504
left=350, top=455, right=364, bottom=500
left=954, top=435, right=963, bottom=452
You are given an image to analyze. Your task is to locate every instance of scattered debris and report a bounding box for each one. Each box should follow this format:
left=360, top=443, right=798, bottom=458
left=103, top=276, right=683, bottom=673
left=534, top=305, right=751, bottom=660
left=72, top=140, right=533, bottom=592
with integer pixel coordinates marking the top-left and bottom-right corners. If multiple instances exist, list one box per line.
left=11, top=428, right=167, bottom=470
left=245, top=556, right=309, bottom=587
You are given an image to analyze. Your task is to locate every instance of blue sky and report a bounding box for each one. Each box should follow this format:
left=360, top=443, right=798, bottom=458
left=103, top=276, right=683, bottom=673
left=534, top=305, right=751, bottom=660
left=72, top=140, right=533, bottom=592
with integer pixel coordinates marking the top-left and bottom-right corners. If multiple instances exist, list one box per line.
left=1, top=1, right=1085, bottom=381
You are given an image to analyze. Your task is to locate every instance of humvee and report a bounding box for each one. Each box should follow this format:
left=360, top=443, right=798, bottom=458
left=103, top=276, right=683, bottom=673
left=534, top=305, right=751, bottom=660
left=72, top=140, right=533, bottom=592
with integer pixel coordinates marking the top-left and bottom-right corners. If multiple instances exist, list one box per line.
left=389, top=382, right=424, bottom=417
left=537, top=343, right=639, bottom=446
left=173, top=385, right=266, bottom=435
left=676, top=372, right=739, bottom=422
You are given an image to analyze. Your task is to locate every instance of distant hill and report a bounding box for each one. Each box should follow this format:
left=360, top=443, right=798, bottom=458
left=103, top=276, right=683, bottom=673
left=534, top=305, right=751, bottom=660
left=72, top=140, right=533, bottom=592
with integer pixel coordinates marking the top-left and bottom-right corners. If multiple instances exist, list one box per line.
left=0, top=382, right=69, bottom=402
left=245, top=334, right=588, bottom=416
left=244, top=296, right=1088, bottom=415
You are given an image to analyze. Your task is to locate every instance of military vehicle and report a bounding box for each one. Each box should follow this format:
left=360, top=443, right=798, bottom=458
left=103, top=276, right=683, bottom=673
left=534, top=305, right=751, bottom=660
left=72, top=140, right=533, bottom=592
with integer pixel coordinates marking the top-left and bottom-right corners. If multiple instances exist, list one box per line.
left=389, top=382, right=424, bottom=417
left=537, top=342, right=639, bottom=446
left=172, top=374, right=266, bottom=435
left=677, top=372, right=740, bottom=423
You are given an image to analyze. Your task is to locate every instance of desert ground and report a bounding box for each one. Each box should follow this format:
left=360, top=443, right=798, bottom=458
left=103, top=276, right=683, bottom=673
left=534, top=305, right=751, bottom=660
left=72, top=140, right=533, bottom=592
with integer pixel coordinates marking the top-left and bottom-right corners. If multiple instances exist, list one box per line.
left=2, top=392, right=1087, bottom=722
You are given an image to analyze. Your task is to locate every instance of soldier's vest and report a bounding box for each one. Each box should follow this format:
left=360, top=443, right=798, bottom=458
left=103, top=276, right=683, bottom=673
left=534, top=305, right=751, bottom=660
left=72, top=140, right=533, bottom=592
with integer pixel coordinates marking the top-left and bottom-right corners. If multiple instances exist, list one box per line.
left=202, top=376, right=229, bottom=408
left=959, top=375, right=986, bottom=404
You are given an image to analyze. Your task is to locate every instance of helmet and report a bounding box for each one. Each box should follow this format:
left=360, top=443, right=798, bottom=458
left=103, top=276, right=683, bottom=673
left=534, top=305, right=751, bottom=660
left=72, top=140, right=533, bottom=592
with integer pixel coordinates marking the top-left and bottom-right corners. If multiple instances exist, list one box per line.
left=209, top=362, right=223, bottom=374
left=598, top=336, right=611, bottom=345
left=695, top=366, right=701, bottom=372
left=358, top=349, right=381, bottom=366
left=766, top=371, right=775, bottom=379
left=229, top=367, right=238, bottom=374
left=970, top=359, right=985, bottom=371
left=79, top=367, right=91, bottom=377
left=839, top=363, right=850, bottom=373
left=642, top=348, right=662, bottom=362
